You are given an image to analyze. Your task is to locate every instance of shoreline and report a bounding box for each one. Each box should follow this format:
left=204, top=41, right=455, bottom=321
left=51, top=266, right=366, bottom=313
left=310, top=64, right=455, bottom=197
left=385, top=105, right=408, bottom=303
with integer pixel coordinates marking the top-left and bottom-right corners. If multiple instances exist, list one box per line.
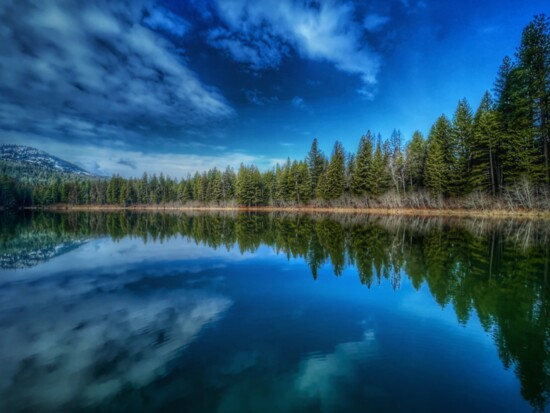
left=21, top=205, right=550, bottom=219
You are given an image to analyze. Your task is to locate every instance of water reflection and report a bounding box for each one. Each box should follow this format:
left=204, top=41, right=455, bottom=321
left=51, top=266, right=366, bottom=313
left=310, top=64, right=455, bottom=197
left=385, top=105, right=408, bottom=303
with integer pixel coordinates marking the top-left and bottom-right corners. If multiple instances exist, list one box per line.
left=0, top=211, right=549, bottom=412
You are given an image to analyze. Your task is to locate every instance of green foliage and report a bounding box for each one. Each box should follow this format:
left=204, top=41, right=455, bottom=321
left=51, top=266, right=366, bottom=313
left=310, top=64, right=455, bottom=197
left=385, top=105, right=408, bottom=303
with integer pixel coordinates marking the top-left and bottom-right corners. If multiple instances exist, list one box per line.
left=516, top=14, right=550, bottom=183
left=424, top=126, right=447, bottom=196
left=496, top=57, right=545, bottom=185
left=450, top=99, right=473, bottom=195
left=236, top=164, right=264, bottom=206
left=471, top=91, right=500, bottom=194
left=0, top=175, right=31, bottom=208
left=351, top=132, right=374, bottom=196
left=319, top=141, right=345, bottom=200
left=405, top=131, right=426, bottom=190
left=306, top=138, right=326, bottom=197
left=5, top=211, right=550, bottom=410
left=4, top=14, right=550, bottom=209
left=367, top=138, right=389, bottom=195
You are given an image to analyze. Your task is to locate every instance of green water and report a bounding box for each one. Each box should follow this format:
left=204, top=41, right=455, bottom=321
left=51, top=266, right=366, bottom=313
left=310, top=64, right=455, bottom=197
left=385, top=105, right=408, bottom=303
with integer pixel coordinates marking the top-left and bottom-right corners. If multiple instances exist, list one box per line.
left=0, top=211, right=549, bottom=412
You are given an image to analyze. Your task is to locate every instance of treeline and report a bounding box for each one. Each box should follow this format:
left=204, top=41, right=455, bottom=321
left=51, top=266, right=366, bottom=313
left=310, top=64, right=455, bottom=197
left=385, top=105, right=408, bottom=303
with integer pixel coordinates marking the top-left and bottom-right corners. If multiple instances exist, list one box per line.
left=4, top=15, right=550, bottom=210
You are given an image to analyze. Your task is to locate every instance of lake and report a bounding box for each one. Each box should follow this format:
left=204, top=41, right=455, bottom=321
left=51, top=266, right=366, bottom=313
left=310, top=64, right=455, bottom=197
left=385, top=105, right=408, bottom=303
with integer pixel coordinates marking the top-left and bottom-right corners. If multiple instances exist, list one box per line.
left=0, top=211, right=549, bottom=413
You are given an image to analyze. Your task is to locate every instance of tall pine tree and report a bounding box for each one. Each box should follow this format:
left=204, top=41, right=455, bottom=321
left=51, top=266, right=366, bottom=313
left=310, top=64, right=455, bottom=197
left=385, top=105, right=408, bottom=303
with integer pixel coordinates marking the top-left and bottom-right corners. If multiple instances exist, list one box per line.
left=351, top=132, right=374, bottom=196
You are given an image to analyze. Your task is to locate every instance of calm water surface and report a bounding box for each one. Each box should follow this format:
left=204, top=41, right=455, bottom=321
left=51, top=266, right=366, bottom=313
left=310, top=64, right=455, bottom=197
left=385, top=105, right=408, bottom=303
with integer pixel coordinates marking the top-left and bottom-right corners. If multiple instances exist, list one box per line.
left=0, top=211, right=549, bottom=413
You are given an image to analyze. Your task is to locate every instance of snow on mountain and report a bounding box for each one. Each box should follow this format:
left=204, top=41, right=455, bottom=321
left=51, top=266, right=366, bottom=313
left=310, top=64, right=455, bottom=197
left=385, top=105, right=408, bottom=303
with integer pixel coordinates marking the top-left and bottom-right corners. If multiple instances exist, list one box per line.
left=0, top=144, right=94, bottom=177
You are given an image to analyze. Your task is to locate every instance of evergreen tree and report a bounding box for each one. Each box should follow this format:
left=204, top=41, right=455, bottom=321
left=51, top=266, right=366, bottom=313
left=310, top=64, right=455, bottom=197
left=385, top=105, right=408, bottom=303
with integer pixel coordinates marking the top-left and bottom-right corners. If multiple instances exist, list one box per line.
left=405, top=131, right=426, bottom=190
left=388, top=129, right=406, bottom=193
left=236, top=164, right=263, bottom=206
left=424, top=125, right=448, bottom=196
left=222, top=166, right=236, bottom=201
left=316, top=170, right=328, bottom=200
left=424, top=115, right=452, bottom=195
left=471, top=91, right=500, bottom=194
left=138, top=172, right=148, bottom=204
left=450, top=99, right=474, bottom=195
left=345, top=153, right=355, bottom=195
left=351, top=132, right=374, bottom=196
left=149, top=174, right=160, bottom=204
left=306, top=138, right=326, bottom=197
left=262, top=169, right=277, bottom=205
left=367, top=139, right=389, bottom=195
left=495, top=56, right=544, bottom=185
left=323, top=141, right=345, bottom=200
left=208, top=168, right=223, bottom=204
left=292, top=160, right=312, bottom=204
left=276, top=159, right=294, bottom=202
left=516, top=14, right=550, bottom=184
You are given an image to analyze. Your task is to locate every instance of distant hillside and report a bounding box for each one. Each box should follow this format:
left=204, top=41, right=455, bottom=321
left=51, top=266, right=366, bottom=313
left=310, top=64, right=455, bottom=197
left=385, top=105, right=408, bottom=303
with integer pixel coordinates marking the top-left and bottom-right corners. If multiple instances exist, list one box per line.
left=0, top=144, right=95, bottom=183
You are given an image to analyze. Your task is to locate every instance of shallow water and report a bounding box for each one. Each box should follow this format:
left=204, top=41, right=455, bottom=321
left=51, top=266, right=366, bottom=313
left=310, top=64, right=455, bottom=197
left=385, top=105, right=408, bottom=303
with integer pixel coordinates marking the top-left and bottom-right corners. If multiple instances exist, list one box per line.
left=0, top=211, right=549, bottom=412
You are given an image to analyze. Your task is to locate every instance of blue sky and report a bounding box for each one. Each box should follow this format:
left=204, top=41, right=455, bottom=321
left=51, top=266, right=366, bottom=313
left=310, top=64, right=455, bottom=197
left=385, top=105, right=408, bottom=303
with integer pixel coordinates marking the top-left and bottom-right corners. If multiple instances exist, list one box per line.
left=0, top=0, right=548, bottom=177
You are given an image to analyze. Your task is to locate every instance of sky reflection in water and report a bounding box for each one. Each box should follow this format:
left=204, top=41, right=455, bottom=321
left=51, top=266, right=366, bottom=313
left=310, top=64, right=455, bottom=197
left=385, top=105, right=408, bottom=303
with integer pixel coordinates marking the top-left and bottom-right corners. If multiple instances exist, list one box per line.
left=0, top=212, right=548, bottom=413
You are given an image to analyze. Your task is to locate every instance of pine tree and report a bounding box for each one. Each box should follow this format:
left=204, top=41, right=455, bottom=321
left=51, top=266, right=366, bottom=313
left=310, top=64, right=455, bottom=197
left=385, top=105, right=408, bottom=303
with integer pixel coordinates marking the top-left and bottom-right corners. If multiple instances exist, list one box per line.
left=424, top=125, right=448, bottom=196
left=190, top=172, right=202, bottom=203
left=306, top=138, right=326, bottom=197
left=222, top=166, right=236, bottom=201
left=450, top=99, right=473, bottom=195
left=351, top=132, right=374, bottom=196
left=495, top=56, right=544, bottom=185
left=367, top=139, right=389, bottom=195
left=291, top=160, right=312, bottom=203
left=323, top=141, right=345, bottom=200
left=275, top=159, right=294, bottom=202
left=237, top=164, right=264, bottom=206
left=208, top=168, right=223, bottom=204
left=471, top=91, right=500, bottom=194
left=149, top=174, right=160, bottom=204
left=516, top=14, right=550, bottom=184
left=405, top=131, right=426, bottom=190
left=138, top=172, right=148, bottom=204
left=316, top=170, right=328, bottom=200
left=262, top=169, right=277, bottom=204
left=345, top=153, right=355, bottom=195
left=388, top=129, right=406, bottom=194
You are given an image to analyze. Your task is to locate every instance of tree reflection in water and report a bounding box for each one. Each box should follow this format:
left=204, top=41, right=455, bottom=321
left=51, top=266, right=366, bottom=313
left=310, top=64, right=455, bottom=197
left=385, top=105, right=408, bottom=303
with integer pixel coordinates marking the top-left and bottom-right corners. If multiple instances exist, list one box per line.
left=1, top=211, right=549, bottom=410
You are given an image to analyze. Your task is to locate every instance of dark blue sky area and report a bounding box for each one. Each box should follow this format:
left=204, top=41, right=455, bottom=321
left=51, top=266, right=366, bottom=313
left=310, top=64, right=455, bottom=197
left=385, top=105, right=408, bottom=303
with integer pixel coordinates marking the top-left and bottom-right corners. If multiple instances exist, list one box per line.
left=0, top=0, right=548, bottom=177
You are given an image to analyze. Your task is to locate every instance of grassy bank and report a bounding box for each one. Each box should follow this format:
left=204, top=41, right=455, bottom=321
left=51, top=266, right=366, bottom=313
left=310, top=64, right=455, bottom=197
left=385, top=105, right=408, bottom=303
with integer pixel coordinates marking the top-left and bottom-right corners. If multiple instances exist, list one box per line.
left=24, top=204, right=550, bottom=219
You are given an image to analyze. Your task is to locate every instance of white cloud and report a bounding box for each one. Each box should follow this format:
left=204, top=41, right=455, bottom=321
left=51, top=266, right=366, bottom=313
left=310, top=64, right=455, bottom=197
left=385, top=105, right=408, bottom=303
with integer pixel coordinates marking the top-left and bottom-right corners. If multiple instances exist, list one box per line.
left=208, top=27, right=288, bottom=69
left=143, top=5, right=190, bottom=37
left=5, top=132, right=278, bottom=178
left=0, top=239, right=233, bottom=411
left=0, top=0, right=233, bottom=142
left=209, top=0, right=380, bottom=87
left=363, top=13, right=390, bottom=31
left=291, top=96, right=305, bottom=109
left=244, top=89, right=279, bottom=106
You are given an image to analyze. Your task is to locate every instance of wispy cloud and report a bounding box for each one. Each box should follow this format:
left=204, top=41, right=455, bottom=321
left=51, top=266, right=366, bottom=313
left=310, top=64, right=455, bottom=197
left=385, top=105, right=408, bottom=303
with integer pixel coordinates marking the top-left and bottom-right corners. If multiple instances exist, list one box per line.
left=143, top=5, right=191, bottom=37
left=116, top=158, right=137, bottom=170
left=0, top=0, right=233, bottom=144
left=208, top=0, right=380, bottom=89
left=6, top=132, right=279, bottom=178
left=291, top=96, right=305, bottom=109
left=363, top=14, right=390, bottom=31
left=244, top=89, right=279, bottom=106
left=208, top=27, right=288, bottom=69
left=0, top=237, right=233, bottom=411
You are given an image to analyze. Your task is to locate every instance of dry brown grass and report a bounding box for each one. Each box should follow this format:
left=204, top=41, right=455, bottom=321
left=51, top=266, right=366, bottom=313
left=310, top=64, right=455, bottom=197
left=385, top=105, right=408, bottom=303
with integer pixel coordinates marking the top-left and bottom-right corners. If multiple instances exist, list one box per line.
left=26, top=204, right=550, bottom=220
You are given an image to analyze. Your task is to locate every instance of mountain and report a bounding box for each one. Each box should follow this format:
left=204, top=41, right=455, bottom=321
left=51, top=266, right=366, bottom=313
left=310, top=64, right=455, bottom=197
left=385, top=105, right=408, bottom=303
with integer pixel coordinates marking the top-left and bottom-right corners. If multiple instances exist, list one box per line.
left=0, top=144, right=95, bottom=183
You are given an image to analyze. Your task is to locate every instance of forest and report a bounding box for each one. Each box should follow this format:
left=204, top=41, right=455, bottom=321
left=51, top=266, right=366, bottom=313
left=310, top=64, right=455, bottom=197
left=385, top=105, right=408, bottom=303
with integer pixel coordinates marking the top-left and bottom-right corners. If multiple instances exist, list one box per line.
left=1, top=15, right=548, bottom=210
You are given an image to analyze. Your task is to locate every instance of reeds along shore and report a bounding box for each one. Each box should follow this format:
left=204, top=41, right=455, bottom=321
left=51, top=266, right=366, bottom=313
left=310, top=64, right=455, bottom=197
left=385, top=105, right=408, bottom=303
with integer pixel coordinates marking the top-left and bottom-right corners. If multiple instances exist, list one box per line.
left=26, top=203, right=550, bottom=220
